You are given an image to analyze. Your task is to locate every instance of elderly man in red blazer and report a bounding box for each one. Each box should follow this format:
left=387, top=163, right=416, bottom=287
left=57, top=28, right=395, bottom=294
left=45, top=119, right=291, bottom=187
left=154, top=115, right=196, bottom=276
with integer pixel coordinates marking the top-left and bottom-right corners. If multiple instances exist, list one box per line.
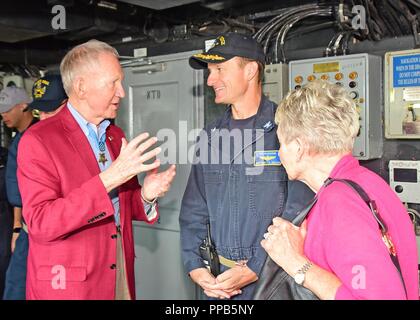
left=17, top=40, right=176, bottom=300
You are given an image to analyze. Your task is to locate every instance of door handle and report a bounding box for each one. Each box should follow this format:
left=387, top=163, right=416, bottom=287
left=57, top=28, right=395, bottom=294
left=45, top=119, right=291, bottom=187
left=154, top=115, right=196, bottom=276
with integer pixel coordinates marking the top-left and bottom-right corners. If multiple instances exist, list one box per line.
left=132, top=63, right=166, bottom=74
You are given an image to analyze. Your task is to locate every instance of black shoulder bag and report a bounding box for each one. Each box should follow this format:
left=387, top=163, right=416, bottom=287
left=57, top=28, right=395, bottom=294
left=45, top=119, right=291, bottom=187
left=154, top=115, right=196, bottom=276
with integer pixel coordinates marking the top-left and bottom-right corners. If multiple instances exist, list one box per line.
left=253, top=178, right=407, bottom=300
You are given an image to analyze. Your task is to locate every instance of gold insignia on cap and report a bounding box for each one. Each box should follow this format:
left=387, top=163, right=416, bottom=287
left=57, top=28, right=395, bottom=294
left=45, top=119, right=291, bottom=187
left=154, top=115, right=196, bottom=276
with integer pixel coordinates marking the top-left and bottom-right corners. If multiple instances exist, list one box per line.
left=193, top=53, right=225, bottom=61
left=213, top=36, right=225, bottom=48
left=33, top=79, right=50, bottom=99
left=208, top=35, right=226, bottom=51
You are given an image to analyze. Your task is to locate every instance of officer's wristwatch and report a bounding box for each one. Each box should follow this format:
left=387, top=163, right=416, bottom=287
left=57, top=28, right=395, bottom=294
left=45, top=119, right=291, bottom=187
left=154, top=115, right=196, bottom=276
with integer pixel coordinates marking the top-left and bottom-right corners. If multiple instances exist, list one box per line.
left=294, top=261, right=313, bottom=285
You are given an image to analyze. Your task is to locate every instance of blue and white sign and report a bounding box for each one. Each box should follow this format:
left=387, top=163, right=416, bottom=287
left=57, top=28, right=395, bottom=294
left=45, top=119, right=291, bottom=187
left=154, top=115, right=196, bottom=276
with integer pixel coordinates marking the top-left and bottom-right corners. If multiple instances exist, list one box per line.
left=393, top=54, right=420, bottom=87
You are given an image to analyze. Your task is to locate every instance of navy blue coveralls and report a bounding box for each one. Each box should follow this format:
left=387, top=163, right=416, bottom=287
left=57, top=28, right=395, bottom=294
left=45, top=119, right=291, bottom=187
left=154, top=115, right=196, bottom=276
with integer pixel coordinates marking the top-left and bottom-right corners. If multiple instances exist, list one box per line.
left=179, top=96, right=314, bottom=300
left=3, top=119, right=38, bottom=300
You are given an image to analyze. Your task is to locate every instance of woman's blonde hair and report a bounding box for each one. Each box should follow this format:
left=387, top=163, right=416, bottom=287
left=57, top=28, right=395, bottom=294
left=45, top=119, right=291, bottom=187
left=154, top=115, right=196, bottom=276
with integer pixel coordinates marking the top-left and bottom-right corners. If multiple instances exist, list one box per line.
left=275, top=80, right=360, bottom=154
left=60, top=39, right=119, bottom=95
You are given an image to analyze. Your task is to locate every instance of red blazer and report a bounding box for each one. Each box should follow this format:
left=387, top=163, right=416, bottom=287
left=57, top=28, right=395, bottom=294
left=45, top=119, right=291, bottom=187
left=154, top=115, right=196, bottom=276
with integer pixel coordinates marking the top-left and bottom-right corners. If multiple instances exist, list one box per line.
left=17, top=105, right=158, bottom=300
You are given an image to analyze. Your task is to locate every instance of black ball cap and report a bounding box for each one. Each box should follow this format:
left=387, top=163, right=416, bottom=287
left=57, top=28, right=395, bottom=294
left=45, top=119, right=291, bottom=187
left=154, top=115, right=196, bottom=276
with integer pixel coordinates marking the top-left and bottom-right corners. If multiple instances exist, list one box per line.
left=189, top=33, right=266, bottom=69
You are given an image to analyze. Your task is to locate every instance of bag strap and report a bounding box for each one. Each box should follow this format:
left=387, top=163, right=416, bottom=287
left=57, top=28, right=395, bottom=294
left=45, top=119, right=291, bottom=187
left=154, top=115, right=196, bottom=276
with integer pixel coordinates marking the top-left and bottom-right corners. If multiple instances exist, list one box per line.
left=324, top=178, right=408, bottom=298
left=291, top=195, right=319, bottom=226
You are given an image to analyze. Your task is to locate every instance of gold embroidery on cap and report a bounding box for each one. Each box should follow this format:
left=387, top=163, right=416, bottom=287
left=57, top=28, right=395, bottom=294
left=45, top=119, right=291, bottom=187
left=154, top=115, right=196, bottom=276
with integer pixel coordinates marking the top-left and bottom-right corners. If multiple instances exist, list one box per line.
left=33, top=79, right=50, bottom=99
left=193, top=53, right=225, bottom=61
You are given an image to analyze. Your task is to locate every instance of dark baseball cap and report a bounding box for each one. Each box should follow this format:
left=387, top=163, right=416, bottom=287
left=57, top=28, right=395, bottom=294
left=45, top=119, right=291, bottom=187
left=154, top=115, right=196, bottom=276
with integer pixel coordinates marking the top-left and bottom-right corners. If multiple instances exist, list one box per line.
left=189, top=33, right=265, bottom=69
left=28, top=74, right=67, bottom=112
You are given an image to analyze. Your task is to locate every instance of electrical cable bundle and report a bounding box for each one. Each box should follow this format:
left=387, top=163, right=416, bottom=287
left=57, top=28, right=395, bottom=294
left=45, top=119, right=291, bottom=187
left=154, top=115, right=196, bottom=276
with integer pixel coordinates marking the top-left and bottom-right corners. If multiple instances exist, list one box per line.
left=252, top=0, right=420, bottom=63
left=327, top=0, right=420, bottom=54
left=253, top=3, right=336, bottom=63
left=190, top=16, right=256, bottom=37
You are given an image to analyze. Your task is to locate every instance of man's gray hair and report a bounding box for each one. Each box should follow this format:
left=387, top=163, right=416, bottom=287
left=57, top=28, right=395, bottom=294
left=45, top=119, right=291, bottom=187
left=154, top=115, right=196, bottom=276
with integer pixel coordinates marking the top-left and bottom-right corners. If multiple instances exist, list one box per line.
left=60, top=39, right=119, bottom=95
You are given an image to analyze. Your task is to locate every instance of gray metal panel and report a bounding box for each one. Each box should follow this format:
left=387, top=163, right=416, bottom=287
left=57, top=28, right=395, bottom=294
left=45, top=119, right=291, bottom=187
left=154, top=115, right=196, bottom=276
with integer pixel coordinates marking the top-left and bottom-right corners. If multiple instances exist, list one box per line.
left=116, top=50, right=204, bottom=299
left=367, top=54, right=383, bottom=159
left=134, top=225, right=196, bottom=299
left=262, top=63, right=288, bottom=104
left=117, top=50, right=204, bottom=232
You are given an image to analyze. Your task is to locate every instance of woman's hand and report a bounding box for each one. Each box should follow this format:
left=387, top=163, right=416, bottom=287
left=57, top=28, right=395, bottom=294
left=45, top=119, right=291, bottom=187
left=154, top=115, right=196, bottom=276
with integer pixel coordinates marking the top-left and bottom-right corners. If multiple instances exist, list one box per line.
left=261, top=217, right=309, bottom=276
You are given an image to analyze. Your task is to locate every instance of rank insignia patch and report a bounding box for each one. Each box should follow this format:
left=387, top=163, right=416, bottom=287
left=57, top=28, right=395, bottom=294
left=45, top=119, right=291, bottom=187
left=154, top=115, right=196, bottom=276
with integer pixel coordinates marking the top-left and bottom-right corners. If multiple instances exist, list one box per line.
left=254, top=150, right=281, bottom=166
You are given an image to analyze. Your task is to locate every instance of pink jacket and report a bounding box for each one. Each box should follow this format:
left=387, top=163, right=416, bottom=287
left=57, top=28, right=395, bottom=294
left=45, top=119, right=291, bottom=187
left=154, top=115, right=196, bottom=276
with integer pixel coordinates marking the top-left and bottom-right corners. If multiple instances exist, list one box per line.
left=305, top=155, right=419, bottom=300
left=17, top=106, right=157, bottom=300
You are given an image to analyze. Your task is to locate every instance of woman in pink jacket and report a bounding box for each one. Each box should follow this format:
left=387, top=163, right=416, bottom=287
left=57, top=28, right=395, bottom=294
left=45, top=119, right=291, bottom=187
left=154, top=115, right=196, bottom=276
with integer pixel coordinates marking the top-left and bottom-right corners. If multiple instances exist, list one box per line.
left=262, top=80, right=419, bottom=300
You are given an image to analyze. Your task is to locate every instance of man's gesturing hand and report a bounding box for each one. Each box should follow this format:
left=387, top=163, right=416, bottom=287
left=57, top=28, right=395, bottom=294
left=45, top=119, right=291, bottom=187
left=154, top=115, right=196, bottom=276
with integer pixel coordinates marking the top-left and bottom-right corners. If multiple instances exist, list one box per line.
left=100, top=132, right=161, bottom=192
left=142, top=165, right=176, bottom=202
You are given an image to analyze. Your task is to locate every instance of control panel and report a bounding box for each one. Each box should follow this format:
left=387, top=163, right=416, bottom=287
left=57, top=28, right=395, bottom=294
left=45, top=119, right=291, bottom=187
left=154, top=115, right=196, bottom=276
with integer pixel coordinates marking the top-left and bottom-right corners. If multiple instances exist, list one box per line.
left=389, top=160, right=420, bottom=203
left=389, top=160, right=420, bottom=265
left=289, top=54, right=382, bottom=160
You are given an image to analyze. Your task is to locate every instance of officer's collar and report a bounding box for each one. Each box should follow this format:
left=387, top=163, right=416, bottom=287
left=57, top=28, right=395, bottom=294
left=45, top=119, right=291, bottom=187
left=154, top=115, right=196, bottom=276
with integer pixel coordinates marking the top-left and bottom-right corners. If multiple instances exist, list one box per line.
left=207, top=95, right=276, bottom=146
left=211, top=95, right=276, bottom=132
left=254, top=95, right=276, bottom=133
